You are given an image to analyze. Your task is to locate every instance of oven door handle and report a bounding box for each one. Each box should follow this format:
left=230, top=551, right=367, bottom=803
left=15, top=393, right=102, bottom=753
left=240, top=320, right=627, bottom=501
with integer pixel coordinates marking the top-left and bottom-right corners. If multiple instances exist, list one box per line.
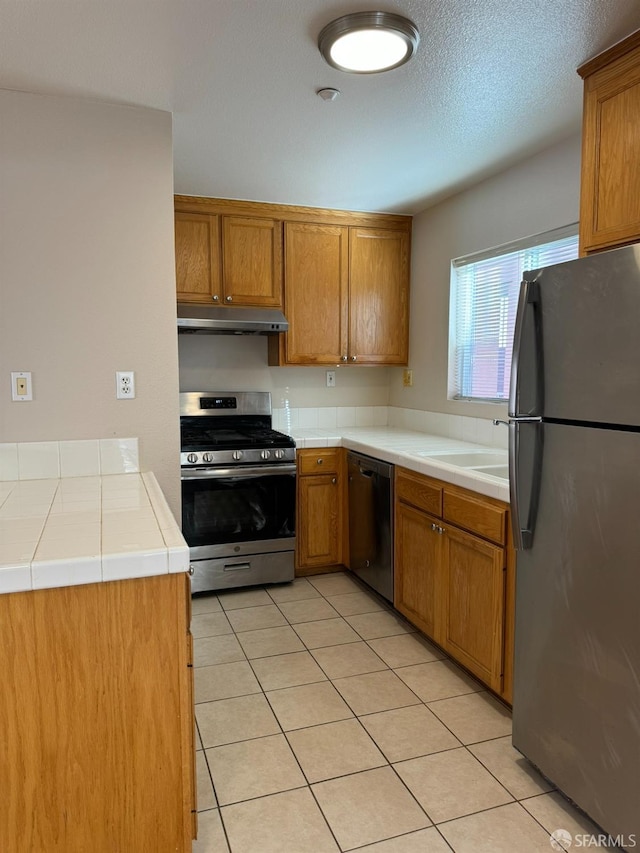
left=181, top=463, right=297, bottom=480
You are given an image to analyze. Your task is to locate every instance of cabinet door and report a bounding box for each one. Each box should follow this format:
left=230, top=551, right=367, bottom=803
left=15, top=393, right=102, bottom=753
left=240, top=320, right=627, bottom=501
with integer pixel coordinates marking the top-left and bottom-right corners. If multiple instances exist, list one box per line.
left=394, top=502, right=444, bottom=644
left=348, top=227, right=409, bottom=364
left=175, top=212, right=221, bottom=303
left=580, top=44, right=640, bottom=253
left=222, top=216, right=283, bottom=306
left=297, top=473, right=342, bottom=569
left=283, top=222, right=348, bottom=364
left=443, top=524, right=505, bottom=693
left=0, top=574, right=194, bottom=852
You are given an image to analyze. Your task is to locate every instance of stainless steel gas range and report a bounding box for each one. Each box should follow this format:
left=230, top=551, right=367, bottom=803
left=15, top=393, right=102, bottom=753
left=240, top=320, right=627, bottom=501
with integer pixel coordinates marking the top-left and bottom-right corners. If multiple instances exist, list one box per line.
left=180, top=391, right=296, bottom=593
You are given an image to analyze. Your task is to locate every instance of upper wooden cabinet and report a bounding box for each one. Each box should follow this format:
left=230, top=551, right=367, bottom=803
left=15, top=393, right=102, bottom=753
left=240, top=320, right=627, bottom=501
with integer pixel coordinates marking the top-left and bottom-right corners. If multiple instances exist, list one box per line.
left=221, top=215, right=283, bottom=307
left=282, top=222, right=349, bottom=365
left=271, top=220, right=410, bottom=366
left=175, top=211, right=221, bottom=304
left=174, top=197, right=283, bottom=307
left=349, top=227, right=410, bottom=364
left=578, top=30, right=640, bottom=254
left=175, top=195, right=411, bottom=365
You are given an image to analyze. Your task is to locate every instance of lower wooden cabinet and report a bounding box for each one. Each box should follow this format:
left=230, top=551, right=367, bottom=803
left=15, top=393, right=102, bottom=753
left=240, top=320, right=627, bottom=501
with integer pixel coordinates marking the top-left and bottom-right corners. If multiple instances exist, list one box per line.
left=395, top=502, right=444, bottom=644
left=444, top=524, right=505, bottom=694
left=395, top=467, right=513, bottom=700
left=296, top=449, right=346, bottom=574
left=0, top=573, right=196, bottom=853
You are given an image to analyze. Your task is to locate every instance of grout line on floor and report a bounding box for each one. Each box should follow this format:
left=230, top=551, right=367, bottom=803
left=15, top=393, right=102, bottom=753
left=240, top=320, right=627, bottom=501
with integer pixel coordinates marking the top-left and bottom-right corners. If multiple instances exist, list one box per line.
left=194, top=572, right=552, bottom=852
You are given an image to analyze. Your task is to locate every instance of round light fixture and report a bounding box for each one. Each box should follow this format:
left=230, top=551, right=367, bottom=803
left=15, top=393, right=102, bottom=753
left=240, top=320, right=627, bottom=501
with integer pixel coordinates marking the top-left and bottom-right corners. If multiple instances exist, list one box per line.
left=318, top=11, right=419, bottom=74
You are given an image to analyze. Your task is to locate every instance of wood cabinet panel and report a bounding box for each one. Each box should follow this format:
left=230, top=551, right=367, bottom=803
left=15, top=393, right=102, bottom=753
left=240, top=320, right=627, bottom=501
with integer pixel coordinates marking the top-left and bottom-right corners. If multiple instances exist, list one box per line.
left=222, top=216, right=283, bottom=306
left=579, top=32, right=640, bottom=253
left=501, top=524, right=517, bottom=705
left=443, top=524, right=506, bottom=693
left=394, top=466, right=512, bottom=701
left=0, top=574, right=193, bottom=853
left=175, top=212, right=221, bottom=303
left=270, top=219, right=410, bottom=367
left=298, top=448, right=340, bottom=476
left=283, top=222, right=348, bottom=364
left=395, top=503, right=444, bottom=644
left=349, top=227, right=410, bottom=364
left=297, top=474, right=342, bottom=568
left=443, top=488, right=506, bottom=545
left=396, top=468, right=442, bottom=517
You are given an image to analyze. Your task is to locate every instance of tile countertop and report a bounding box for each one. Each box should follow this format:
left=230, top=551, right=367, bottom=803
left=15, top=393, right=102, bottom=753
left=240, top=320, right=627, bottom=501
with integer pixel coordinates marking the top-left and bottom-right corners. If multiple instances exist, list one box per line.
left=290, top=427, right=510, bottom=504
left=0, top=472, right=189, bottom=595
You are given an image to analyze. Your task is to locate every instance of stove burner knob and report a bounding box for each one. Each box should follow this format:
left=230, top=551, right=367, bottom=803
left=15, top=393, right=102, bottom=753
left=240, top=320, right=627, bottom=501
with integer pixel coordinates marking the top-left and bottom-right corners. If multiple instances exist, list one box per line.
left=274, top=449, right=285, bottom=460
left=260, top=450, right=271, bottom=460
left=187, top=453, right=198, bottom=464
left=202, top=452, right=213, bottom=463
left=232, top=450, right=243, bottom=461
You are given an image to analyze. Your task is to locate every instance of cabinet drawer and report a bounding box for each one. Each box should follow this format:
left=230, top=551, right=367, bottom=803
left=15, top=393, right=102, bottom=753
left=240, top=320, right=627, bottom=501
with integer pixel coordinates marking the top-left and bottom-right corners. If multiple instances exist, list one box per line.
left=298, top=449, right=340, bottom=475
left=396, top=468, right=442, bottom=517
left=443, top=490, right=506, bottom=545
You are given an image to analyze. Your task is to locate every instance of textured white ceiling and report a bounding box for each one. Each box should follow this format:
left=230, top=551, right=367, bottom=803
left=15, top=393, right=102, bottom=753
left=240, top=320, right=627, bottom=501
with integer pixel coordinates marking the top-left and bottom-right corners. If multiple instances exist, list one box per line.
left=2, top=0, right=640, bottom=213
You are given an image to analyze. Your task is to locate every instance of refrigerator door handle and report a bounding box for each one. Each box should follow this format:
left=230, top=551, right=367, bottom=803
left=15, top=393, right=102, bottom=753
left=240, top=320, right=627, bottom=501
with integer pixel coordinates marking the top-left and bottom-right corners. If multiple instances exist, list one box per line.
left=509, top=278, right=541, bottom=418
left=509, top=416, right=543, bottom=550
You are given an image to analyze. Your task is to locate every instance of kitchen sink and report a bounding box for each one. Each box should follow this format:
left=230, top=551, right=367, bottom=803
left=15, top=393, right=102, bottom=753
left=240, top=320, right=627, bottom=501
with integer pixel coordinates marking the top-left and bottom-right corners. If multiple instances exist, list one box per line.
left=416, top=451, right=507, bottom=467
left=472, top=465, right=509, bottom=480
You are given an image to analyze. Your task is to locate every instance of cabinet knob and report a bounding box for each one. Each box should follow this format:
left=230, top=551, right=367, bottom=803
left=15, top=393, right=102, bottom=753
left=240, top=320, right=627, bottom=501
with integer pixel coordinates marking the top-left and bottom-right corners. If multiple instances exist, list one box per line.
left=431, top=523, right=438, bottom=532
left=212, top=295, right=219, bottom=302
left=225, top=295, right=233, bottom=303
left=317, top=458, right=323, bottom=465
left=341, top=355, right=348, bottom=362
left=350, top=355, right=357, bottom=362
left=331, top=477, right=337, bottom=484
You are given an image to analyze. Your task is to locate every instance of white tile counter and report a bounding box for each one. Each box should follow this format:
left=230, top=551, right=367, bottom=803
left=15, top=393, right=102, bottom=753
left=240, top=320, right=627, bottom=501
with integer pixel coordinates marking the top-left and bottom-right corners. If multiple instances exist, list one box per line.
left=290, top=427, right=510, bottom=503
left=0, top=472, right=188, bottom=595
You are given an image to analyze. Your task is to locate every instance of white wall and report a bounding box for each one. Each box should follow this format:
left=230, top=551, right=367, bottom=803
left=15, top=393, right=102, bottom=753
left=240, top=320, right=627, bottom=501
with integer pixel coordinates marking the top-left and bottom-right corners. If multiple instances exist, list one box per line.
left=0, top=91, right=181, bottom=515
left=389, top=133, right=583, bottom=420
left=178, top=335, right=393, bottom=409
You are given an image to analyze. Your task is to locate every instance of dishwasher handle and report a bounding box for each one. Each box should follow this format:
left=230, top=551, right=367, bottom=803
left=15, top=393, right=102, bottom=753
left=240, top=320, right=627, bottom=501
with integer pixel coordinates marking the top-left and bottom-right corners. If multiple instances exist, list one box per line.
left=347, top=451, right=393, bottom=480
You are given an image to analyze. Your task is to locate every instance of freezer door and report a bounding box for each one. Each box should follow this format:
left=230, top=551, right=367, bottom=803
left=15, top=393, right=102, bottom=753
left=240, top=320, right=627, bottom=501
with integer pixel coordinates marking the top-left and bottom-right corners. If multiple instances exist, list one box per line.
left=516, top=243, right=640, bottom=425
left=513, top=421, right=640, bottom=839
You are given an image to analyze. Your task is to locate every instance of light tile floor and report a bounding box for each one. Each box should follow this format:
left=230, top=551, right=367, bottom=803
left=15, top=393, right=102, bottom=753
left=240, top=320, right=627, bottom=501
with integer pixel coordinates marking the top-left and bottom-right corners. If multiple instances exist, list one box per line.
left=191, top=572, right=617, bottom=852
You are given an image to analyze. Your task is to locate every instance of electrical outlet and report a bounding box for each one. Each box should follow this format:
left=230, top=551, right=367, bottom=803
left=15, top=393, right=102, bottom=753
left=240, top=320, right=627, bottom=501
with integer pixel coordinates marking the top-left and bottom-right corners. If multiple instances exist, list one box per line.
left=116, top=371, right=135, bottom=399
left=402, top=368, right=413, bottom=387
left=11, top=371, right=33, bottom=401
left=326, top=370, right=336, bottom=388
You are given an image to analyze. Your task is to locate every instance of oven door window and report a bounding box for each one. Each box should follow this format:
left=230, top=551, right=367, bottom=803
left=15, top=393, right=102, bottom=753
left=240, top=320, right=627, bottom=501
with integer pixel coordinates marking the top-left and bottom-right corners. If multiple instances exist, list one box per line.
left=181, top=472, right=296, bottom=548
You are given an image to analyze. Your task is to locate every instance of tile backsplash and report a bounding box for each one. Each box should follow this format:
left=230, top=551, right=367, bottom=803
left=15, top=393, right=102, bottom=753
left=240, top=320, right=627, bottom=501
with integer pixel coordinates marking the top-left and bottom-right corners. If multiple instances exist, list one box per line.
left=0, top=438, right=139, bottom=481
left=273, top=406, right=508, bottom=449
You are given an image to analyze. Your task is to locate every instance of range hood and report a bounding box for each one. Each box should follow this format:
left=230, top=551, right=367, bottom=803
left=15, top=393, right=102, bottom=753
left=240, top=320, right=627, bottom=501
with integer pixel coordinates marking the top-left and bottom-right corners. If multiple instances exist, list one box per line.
left=177, top=303, right=289, bottom=335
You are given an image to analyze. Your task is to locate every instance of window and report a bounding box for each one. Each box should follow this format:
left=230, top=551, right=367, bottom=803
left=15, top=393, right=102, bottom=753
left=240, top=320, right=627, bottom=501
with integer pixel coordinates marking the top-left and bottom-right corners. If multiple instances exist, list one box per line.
left=449, top=225, right=579, bottom=403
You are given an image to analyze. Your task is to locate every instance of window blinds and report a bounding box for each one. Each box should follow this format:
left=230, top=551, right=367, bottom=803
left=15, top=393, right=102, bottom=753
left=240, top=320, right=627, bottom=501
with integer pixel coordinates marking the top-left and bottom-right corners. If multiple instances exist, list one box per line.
left=450, top=228, right=579, bottom=402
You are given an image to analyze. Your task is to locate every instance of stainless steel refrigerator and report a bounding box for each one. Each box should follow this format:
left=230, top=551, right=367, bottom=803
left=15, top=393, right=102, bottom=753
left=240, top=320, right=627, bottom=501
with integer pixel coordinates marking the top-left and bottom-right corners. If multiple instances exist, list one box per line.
left=509, top=243, right=640, bottom=843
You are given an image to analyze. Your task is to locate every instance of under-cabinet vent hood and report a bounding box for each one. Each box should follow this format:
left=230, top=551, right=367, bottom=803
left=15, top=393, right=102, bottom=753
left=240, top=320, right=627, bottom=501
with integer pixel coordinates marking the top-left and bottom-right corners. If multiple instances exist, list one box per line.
left=177, top=304, right=289, bottom=335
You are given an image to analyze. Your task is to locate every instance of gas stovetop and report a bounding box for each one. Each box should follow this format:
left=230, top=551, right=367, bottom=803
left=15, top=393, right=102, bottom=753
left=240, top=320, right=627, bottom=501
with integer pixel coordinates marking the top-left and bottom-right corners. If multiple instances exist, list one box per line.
left=179, top=391, right=296, bottom=468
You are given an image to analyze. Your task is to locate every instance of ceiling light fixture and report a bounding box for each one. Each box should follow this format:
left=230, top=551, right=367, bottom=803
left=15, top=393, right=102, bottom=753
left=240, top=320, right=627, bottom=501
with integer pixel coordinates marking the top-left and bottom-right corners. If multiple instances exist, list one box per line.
left=318, top=11, right=419, bottom=74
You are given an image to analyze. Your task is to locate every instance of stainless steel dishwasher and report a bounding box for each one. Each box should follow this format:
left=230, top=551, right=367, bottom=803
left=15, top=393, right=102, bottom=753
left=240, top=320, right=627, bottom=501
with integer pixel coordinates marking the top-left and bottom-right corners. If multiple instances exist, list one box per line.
left=347, top=451, right=394, bottom=602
